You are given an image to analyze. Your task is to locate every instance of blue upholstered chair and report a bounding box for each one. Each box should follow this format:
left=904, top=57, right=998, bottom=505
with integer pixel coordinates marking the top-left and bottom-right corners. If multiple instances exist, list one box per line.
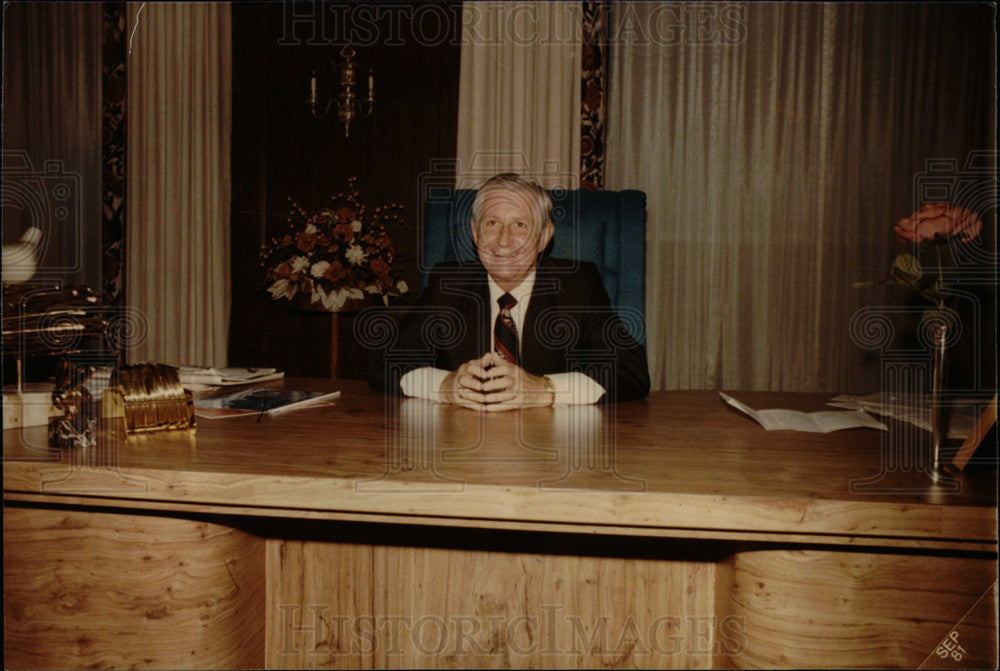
left=421, top=188, right=647, bottom=344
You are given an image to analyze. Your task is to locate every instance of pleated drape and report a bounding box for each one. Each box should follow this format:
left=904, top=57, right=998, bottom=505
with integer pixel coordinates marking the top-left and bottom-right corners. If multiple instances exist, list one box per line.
left=126, top=2, right=231, bottom=367
left=1, top=2, right=103, bottom=289
left=456, top=1, right=582, bottom=189
left=606, top=2, right=994, bottom=392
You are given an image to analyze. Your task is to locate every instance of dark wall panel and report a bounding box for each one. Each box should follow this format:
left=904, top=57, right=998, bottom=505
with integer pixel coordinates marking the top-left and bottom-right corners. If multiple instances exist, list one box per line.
left=229, top=2, right=461, bottom=378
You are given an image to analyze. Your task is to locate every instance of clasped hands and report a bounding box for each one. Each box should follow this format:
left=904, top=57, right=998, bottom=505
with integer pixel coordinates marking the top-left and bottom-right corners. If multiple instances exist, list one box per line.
left=437, top=351, right=554, bottom=411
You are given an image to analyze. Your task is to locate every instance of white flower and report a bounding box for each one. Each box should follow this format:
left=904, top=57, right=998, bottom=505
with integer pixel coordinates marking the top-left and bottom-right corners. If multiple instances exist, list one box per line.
left=347, top=287, right=365, bottom=300
left=345, top=244, right=367, bottom=266
left=267, top=279, right=295, bottom=300
left=304, top=223, right=319, bottom=235
left=291, top=256, right=310, bottom=273
left=317, top=286, right=349, bottom=311
left=396, top=280, right=409, bottom=294
left=310, top=260, right=330, bottom=278
left=350, top=219, right=363, bottom=232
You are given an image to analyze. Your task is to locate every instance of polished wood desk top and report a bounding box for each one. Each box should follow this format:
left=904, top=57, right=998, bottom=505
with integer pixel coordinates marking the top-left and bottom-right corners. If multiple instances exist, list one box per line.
left=4, top=380, right=996, bottom=551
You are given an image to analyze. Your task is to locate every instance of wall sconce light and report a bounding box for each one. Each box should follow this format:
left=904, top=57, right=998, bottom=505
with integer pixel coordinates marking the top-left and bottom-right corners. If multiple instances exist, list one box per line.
left=309, top=45, right=374, bottom=138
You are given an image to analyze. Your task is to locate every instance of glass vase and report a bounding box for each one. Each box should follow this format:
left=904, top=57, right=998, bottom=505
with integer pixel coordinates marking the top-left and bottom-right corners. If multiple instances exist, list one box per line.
left=929, top=324, right=947, bottom=481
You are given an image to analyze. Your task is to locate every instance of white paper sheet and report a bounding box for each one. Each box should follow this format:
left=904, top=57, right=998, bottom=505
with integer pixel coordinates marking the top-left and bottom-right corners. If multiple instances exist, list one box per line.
left=720, top=392, right=888, bottom=433
left=828, top=392, right=981, bottom=439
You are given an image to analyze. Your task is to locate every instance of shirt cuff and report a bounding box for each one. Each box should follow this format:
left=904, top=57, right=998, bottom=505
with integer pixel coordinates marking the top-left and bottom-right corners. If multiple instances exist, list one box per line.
left=546, top=372, right=606, bottom=405
left=399, top=367, right=451, bottom=400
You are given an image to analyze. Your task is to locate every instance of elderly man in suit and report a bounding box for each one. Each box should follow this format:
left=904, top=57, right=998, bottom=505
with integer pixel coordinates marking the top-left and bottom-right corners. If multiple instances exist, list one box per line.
left=369, top=173, right=649, bottom=411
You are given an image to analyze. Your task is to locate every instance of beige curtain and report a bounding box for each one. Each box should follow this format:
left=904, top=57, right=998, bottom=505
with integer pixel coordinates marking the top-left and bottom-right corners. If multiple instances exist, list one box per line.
left=456, top=1, right=582, bottom=189
left=126, top=2, right=231, bottom=367
left=1, top=2, right=103, bottom=289
left=606, top=3, right=994, bottom=392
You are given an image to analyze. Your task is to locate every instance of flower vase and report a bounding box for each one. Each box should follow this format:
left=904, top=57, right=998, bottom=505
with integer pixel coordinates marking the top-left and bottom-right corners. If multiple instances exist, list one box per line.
left=929, top=324, right=947, bottom=480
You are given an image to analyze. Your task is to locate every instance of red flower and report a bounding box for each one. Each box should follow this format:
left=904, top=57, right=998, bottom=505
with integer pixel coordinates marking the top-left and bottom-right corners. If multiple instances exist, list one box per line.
left=334, top=206, right=357, bottom=223
left=261, top=183, right=408, bottom=303
left=333, top=223, right=355, bottom=242
left=296, top=232, right=316, bottom=253
left=894, top=203, right=983, bottom=243
left=323, top=261, right=346, bottom=283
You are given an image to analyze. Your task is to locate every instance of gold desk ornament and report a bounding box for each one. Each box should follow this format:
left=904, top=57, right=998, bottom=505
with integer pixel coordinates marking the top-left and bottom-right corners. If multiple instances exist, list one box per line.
left=48, top=358, right=99, bottom=449
left=102, top=363, right=196, bottom=434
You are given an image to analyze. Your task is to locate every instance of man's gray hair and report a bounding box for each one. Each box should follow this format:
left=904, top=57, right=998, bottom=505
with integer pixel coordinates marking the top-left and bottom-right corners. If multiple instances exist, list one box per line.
left=471, top=173, right=554, bottom=230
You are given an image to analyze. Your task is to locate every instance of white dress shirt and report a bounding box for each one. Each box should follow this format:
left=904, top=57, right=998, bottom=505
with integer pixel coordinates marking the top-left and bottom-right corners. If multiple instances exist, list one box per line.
left=399, top=271, right=606, bottom=404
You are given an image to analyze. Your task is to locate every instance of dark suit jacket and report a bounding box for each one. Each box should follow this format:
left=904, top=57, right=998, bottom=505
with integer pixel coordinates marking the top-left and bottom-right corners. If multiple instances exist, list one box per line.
left=367, top=257, right=650, bottom=403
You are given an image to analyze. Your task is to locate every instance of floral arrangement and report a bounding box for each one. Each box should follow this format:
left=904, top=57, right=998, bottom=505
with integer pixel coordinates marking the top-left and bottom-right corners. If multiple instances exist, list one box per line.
left=260, top=178, right=408, bottom=311
left=855, top=203, right=983, bottom=312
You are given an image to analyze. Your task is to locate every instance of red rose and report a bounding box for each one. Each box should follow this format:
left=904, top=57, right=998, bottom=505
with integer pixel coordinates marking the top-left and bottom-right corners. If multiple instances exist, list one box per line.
left=323, top=261, right=346, bottom=283
left=334, top=206, right=357, bottom=223
left=333, top=223, right=355, bottom=242
left=370, top=258, right=390, bottom=277
left=296, top=232, right=316, bottom=252
left=276, top=262, right=291, bottom=279
left=894, top=203, right=983, bottom=243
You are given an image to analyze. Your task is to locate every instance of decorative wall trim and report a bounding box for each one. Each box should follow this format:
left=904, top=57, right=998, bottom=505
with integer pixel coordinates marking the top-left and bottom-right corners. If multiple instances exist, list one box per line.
left=580, top=1, right=609, bottom=190
left=102, top=1, right=126, bottom=305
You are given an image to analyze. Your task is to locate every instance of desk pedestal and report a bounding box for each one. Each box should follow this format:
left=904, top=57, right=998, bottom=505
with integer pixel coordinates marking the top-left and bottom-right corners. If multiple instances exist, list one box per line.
left=4, top=504, right=995, bottom=669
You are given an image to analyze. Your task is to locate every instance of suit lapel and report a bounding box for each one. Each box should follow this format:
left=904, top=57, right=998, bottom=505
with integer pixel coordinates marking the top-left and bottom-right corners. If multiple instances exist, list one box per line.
left=444, top=264, right=491, bottom=361
left=522, top=259, right=561, bottom=371
left=447, top=259, right=564, bottom=369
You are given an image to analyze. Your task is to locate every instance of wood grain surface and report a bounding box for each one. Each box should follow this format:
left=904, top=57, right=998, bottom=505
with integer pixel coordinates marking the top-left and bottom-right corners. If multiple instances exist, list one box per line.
left=3, top=505, right=265, bottom=669
left=3, top=380, right=996, bottom=549
left=264, top=529, right=731, bottom=669
left=4, top=381, right=997, bottom=669
left=721, top=549, right=997, bottom=669
left=266, top=535, right=375, bottom=669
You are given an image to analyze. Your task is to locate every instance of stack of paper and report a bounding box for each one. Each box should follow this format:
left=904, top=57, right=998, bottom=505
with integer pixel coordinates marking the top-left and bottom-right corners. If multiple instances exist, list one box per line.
left=87, top=366, right=284, bottom=393
left=175, top=367, right=284, bottom=390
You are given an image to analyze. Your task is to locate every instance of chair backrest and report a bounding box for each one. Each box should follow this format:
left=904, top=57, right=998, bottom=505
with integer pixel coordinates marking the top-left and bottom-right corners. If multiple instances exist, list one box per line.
left=421, top=188, right=647, bottom=343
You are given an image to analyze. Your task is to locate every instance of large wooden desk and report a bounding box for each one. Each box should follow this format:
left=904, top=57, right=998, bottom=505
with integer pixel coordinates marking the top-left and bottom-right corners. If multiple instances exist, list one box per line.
left=4, top=380, right=997, bottom=669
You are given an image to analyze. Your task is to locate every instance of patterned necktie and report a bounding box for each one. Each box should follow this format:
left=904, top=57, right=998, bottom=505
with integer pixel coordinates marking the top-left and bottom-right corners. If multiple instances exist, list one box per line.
left=494, top=293, right=519, bottom=364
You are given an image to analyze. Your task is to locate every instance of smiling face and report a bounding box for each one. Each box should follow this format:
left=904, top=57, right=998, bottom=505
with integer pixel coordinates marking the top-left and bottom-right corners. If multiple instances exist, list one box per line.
left=471, top=182, right=554, bottom=291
